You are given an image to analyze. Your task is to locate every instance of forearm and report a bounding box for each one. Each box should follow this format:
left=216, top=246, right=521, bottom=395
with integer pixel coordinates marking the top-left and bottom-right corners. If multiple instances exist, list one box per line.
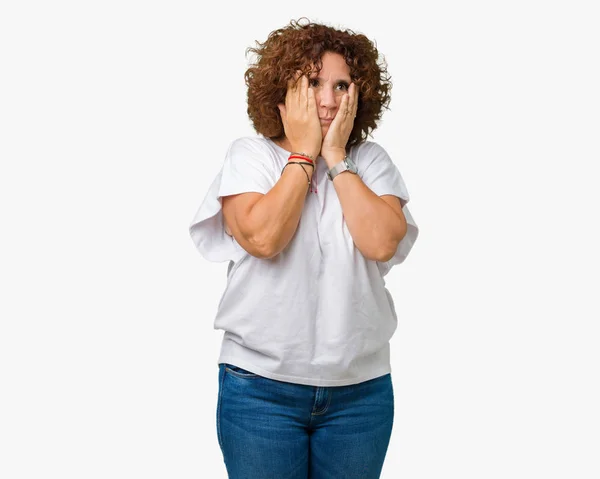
left=247, top=163, right=313, bottom=258
left=331, top=172, right=407, bottom=261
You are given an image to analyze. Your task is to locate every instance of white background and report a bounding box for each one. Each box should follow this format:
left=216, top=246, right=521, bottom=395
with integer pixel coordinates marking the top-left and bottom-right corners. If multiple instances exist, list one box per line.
left=1, top=1, right=599, bottom=478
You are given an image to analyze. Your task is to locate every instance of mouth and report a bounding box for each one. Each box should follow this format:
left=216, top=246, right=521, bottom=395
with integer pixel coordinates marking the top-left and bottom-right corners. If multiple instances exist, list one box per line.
left=319, top=118, right=333, bottom=124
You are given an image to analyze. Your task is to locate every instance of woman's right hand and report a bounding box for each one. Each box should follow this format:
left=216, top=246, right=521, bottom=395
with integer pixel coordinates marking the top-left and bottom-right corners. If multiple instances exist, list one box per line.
left=277, top=75, right=322, bottom=159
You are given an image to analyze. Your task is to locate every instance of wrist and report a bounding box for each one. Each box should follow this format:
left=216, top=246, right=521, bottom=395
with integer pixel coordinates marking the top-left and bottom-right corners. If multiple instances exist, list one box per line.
left=291, top=145, right=320, bottom=160
left=281, top=161, right=314, bottom=193
left=288, top=153, right=315, bottom=167
left=321, top=148, right=346, bottom=169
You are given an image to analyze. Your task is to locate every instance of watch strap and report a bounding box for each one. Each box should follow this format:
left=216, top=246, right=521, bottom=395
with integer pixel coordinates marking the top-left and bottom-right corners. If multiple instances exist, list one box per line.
left=327, top=156, right=357, bottom=181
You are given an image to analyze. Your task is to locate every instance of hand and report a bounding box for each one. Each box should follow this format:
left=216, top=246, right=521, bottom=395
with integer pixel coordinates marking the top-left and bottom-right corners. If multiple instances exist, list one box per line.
left=277, top=75, right=322, bottom=160
left=321, top=82, right=359, bottom=164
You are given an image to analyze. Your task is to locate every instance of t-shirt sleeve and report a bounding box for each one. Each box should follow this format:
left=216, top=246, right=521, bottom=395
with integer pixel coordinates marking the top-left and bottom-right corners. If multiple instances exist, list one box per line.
left=357, top=142, right=419, bottom=276
left=188, top=138, right=278, bottom=263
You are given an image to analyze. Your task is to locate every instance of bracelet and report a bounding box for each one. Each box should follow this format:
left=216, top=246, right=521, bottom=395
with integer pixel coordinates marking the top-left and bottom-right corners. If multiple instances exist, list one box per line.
left=290, top=152, right=315, bottom=162
left=281, top=161, right=314, bottom=191
left=289, top=154, right=314, bottom=166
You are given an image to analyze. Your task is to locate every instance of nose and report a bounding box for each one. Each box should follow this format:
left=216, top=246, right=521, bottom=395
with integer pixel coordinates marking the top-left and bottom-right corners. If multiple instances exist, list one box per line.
left=317, top=87, right=336, bottom=110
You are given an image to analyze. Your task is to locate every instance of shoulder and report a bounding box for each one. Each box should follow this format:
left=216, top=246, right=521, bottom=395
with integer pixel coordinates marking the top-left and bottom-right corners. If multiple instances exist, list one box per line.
left=228, top=135, right=278, bottom=156
left=222, top=136, right=282, bottom=184
left=225, top=136, right=284, bottom=168
left=350, top=141, right=391, bottom=167
left=351, top=140, right=389, bottom=157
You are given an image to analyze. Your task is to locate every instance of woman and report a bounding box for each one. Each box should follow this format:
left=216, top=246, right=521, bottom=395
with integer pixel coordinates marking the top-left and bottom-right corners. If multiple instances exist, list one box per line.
left=189, top=18, right=419, bottom=479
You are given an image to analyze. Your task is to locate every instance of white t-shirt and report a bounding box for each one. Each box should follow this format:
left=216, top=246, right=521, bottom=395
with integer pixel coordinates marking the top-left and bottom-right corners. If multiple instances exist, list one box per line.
left=189, top=135, right=418, bottom=386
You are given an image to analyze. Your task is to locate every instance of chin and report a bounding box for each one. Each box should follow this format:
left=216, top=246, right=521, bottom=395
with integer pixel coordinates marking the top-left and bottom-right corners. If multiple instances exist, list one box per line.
left=321, top=126, right=330, bottom=136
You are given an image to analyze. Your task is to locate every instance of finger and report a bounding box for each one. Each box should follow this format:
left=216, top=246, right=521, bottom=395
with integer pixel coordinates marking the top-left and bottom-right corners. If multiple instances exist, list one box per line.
left=348, top=83, right=358, bottom=117
left=290, top=70, right=302, bottom=102
left=329, top=93, right=348, bottom=129
left=340, top=93, right=350, bottom=118
left=299, top=75, right=308, bottom=109
left=294, top=74, right=307, bottom=106
left=285, top=75, right=298, bottom=108
left=307, top=84, right=316, bottom=112
left=288, top=70, right=301, bottom=89
left=284, top=73, right=297, bottom=107
left=347, top=83, right=355, bottom=114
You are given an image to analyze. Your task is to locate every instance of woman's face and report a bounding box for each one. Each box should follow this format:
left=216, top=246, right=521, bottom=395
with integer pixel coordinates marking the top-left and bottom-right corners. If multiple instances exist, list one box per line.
left=308, top=51, right=352, bottom=137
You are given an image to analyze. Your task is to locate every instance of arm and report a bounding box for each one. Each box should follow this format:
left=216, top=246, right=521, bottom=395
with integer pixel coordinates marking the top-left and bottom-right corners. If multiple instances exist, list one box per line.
left=325, top=155, right=407, bottom=261
left=222, top=163, right=313, bottom=259
left=320, top=82, right=407, bottom=261
left=223, top=75, right=322, bottom=259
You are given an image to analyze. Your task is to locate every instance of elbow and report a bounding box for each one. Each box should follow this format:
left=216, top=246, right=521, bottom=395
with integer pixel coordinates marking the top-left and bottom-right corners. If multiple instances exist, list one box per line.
left=256, top=243, right=279, bottom=259
left=248, top=238, right=275, bottom=259
left=232, top=228, right=271, bottom=259
left=372, top=226, right=407, bottom=263
left=374, top=243, right=397, bottom=263
left=246, top=233, right=280, bottom=260
left=250, top=247, right=274, bottom=260
left=358, top=241, right=396, bottom=262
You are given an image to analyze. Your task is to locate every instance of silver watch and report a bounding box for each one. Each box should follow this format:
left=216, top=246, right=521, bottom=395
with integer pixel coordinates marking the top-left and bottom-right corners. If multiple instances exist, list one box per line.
left=327, top=156, right=358, bottom=181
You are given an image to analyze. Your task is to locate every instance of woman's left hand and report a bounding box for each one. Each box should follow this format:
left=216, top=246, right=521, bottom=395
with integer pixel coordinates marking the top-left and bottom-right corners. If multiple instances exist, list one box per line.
left=321, top=82, right=358, bottom=162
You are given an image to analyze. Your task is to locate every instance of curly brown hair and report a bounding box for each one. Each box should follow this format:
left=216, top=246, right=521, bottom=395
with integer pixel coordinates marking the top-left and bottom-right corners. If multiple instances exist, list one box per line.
left=244, top=18, right=392, bottom=149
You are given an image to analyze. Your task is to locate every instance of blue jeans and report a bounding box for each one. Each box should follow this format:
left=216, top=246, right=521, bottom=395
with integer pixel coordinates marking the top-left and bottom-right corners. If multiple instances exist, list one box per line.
left=216, top=363, right=394, bottom=478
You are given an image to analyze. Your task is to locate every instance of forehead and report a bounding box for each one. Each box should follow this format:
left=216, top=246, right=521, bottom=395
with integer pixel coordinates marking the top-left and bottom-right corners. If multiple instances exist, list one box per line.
left=313, top=52, right=351, bottom=78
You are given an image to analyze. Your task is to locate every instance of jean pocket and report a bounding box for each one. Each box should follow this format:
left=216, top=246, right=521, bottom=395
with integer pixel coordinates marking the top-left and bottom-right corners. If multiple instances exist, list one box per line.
left=224, top=363, right=260, bottom=379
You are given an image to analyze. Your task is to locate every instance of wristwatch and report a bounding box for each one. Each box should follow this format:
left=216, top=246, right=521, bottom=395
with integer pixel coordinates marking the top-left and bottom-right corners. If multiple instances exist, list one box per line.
left=326, top=155, right=358, bottom=181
